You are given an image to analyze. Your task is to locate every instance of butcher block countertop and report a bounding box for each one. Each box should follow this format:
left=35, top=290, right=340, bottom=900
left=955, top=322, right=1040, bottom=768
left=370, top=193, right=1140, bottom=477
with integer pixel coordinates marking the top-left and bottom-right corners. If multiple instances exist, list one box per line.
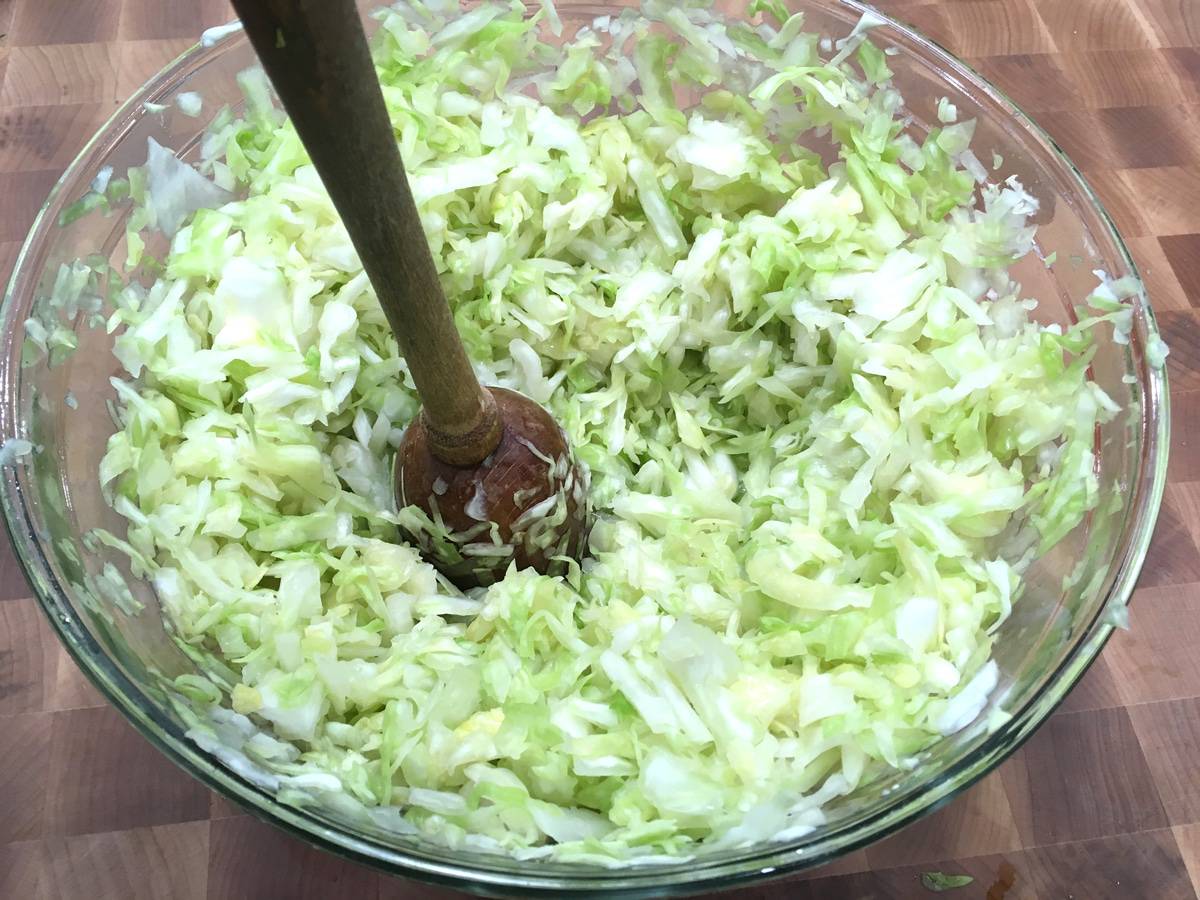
left=2, top=0, right=1200, bottom=897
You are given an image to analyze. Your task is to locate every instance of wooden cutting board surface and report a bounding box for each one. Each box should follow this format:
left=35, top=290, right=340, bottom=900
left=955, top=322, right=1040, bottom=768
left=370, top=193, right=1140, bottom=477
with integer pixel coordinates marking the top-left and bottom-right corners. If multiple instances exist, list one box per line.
left=2, top=0, right=1200, bottom=897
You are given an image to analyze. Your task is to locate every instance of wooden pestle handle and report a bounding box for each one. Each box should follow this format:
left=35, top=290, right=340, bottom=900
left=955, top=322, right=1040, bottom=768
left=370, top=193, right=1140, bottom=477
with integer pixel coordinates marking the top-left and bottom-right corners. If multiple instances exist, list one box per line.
left=229, top=0, right=501, bottom=466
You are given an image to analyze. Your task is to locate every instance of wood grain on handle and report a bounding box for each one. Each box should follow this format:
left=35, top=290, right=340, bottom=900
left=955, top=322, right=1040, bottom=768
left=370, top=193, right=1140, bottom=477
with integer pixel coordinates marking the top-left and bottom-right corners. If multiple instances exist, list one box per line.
left=228, top=0, right=501, bottom=465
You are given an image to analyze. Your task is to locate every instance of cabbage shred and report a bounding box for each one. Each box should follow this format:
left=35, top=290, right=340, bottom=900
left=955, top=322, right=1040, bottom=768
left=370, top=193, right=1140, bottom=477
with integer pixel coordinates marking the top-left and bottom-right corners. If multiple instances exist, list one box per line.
left=99, top=0, right=1122, bottom=861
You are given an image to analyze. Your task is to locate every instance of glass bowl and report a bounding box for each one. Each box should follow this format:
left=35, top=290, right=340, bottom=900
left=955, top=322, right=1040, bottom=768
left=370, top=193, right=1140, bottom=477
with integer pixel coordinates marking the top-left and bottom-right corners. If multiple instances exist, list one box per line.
left=0, top=0, right=1169, bottom=894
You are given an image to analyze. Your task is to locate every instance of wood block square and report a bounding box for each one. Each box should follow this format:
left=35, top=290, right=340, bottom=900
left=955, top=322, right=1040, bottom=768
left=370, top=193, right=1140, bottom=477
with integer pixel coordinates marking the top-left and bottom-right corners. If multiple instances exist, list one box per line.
left=968, top=54, right=1085, bottom=113
left=1155, top=313, right=1200, bottom=391
left=1034, top=111, right=1116, bottom=173
left=1125, top=235, right=1192, bottom=312
left=770, top=861, right=993, bottom=900
left=1167, top=47, right=1200, bottom=88
left=1045, top=106, right=1200, bottom=173
left=1137, top=489, right=1200, bottom=588
left=790, top=847, right=872, bottom=882
left=1176, top=823, right=1200, bottom=893
left=0, top=530, right=33, bottom=601
left=208, top=790, right=245, bottom=821
left=118, top=0, right=236, bottom=41
left=860, top=0, right=935, bottom=9
left=1140, top=0, right=1200, bottom=49
left=996, top=730, right=1037, bottom=846
left=1000, top=707, right=1168, bottom=845
left=1034, top=0, right=1159, bottom=51
left=1161, top=234, right=1200, bottom=307
left=1086, top=167, right=1200, bottom=240
left=772, top=830, right=1195, bottom=899
left=115, top=39, right=197, bottom=100
left=0, top=543, right=104, bottom=720
left=1106, top=581, right=1200, bottom=705
left=0, top=712, right=50, bottom=843
left=1115, top=167, right=1200, bottom=238
left=0, top=43, right=119, bottom=107
left=45, top=705, right=210, bottom=836
left=0, top=104, right=111, bottom=173
left=864, top=770, right=1022, bottom=868
left=1130, top=698, right=1200, bottom=826
left=890, top=0, right=1056, bottom=57
left=378, top=874, right=473, bottom=900
left=1056, top=652, right=1125, bottom=714
left=207, top=816, right=380, bottom=900
left=1166, top=392, right=1200, bottom=483
left=0, top=841, right=44, bottom=900
left=0, top=4, right=15, bottom=87
left=41, top=821, right=209, bottom=900
left=1078, top=169, right=1158, bottom=239
left=0, top=2, right=16, bottom=38
left=0, top=170, right=61, bottom=243
left=1056, top=49, right=1200, bottom=110
left=10, top=0, right=120, bottom=47
left=1170, top=482, right=1200, bottom=550
left=0, top=598, right=55, bottom=714
left=987, top=830, right=1194, bottom=899
left=47, top=643, right=107, bottom=712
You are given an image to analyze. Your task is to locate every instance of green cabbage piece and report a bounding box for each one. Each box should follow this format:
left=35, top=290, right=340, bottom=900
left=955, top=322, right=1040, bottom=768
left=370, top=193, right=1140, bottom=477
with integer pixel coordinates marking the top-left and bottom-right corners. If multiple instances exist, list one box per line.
left=95, top=0, right=1135, bottom=862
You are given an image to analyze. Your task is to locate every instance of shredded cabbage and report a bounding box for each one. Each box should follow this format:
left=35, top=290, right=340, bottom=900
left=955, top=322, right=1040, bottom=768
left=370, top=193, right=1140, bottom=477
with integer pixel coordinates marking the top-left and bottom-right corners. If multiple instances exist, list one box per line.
left=94, top=0, right=1134, bottom=863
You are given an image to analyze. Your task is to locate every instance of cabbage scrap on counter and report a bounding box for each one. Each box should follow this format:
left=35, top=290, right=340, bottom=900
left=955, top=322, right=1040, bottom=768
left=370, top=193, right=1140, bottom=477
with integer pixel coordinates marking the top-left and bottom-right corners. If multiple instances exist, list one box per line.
left=96, top=0, right=1128, bottom=862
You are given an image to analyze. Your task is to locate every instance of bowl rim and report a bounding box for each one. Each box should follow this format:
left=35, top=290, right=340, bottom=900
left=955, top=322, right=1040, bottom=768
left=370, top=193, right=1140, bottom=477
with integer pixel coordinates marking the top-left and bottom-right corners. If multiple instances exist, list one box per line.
left=0, top=0, right=1171, bottom=894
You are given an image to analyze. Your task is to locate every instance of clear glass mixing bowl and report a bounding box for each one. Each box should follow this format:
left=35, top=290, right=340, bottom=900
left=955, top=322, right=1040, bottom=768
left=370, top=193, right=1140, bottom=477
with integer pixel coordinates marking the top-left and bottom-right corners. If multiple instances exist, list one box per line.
left=0, top=0, right=1169, bottom=894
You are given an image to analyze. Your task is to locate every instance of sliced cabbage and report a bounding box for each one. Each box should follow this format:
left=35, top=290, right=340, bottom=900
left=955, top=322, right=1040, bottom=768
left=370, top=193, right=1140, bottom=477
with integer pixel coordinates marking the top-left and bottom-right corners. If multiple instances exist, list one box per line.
left=95, top=0, right=1136, bottom=864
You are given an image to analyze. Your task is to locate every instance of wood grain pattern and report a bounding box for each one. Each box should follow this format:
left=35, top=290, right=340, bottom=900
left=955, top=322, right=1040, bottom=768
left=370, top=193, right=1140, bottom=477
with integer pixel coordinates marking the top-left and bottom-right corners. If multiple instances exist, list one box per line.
left=1, top=0, right=1199, bottom=897
left=1130, top=698, right=1200, bottom=826
left=39, top=822, right=211, bottom=900
left=1178, top=824, right=1200, bottom=892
